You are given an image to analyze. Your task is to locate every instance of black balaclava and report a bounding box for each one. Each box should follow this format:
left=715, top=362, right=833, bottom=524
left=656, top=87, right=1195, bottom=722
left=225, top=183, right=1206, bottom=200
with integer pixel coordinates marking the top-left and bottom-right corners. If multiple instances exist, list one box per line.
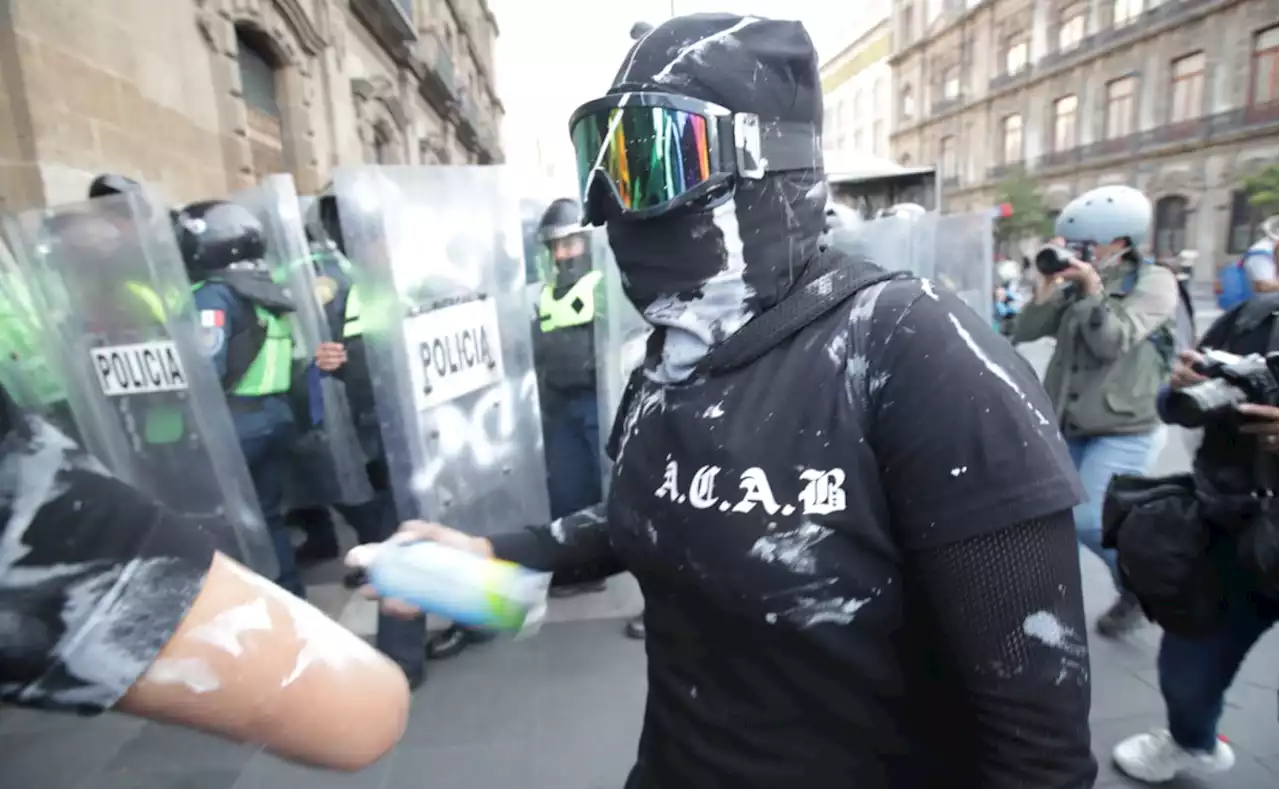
left=600, top=14, right=826, bottom=383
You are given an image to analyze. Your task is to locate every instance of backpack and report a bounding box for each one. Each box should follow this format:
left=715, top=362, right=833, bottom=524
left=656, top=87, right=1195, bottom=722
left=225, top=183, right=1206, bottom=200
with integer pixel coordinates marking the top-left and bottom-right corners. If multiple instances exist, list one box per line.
left=1217, top=257, right=1256, bottom=311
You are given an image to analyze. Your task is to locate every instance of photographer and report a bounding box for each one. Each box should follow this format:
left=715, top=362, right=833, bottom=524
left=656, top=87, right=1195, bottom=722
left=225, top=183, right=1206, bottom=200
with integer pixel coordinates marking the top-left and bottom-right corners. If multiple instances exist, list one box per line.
left=1108, top=293, right=1277, bottom=783
left=1012, top=185, right=1179, bottom=637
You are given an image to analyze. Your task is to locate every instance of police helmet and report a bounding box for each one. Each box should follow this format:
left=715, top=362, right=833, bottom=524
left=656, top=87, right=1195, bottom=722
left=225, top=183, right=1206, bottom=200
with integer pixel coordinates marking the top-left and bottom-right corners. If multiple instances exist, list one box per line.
left=174, top=200, right=267, bottom=273
left=876, top=202, right=927, bottom=220
left=87, top=173, right=143, bottom=200
left=824, top=201, right=860, bottom=233
left=538, top=198, right=585, bottom=243
left=1055, top=185, right=1151, bottom=247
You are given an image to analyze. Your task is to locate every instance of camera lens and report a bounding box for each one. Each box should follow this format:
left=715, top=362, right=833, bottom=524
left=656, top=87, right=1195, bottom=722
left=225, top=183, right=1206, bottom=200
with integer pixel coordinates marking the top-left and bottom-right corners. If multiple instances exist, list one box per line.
left=1166, top=379, right=1250, bottom=428
left=1035, top=245, right=1071, bottom=277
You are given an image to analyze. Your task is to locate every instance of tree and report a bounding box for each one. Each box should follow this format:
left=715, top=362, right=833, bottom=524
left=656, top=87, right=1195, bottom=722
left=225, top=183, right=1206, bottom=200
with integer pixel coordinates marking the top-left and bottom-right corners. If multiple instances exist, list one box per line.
left=992, top=168, right=1054, bottom=250
left=1242, top=163, right=1279, bottom=216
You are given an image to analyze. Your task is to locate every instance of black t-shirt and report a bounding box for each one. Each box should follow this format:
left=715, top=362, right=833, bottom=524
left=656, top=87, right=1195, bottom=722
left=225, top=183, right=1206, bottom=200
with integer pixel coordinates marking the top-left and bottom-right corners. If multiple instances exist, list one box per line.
left=0, top=393, right=215, bottom=713
left=496, top=278, right=1089, bottom=787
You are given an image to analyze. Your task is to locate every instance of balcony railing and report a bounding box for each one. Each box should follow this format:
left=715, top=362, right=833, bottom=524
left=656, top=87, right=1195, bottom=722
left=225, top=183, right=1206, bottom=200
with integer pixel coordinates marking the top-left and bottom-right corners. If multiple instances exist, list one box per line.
left=987, top=162, right=1022, bottom=181
left=989, top=64, right=1031, bottom=92
left=416, top=30, right=458, bottom=114
left=941, top=175, right=960, bottom=189
left=1025, top=102, right=1277, bottom=174
left=351, top=0, right=417, bottom=56
left=931, top=95, right=964, bottom=115
left=456, top=96, right=480, bottom=148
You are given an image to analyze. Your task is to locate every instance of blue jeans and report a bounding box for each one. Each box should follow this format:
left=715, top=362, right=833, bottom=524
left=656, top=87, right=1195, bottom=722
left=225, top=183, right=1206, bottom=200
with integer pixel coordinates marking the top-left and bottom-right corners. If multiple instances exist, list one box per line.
left=233, top=396, right=304, bottom=598
left=544, top=389, right=603, bottom=520
left=1158, top=541, right=1278, bottom=751
left=1066, top=431, right=1158, bottom=592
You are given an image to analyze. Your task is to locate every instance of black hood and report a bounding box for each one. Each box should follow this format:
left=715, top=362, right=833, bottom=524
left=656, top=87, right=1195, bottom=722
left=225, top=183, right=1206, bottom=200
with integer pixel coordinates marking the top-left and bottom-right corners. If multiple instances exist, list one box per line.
left=603, top=14, right=826, bottom=319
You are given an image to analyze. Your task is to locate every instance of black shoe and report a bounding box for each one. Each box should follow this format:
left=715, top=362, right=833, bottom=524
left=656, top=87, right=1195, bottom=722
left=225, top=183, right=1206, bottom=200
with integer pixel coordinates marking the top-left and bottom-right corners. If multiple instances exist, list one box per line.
left=295, top=539, right=340, bottom=565
left=426, top=625, right=494, bottom=660
left=1096, top=594, right=1146, bottom=638
left=397, top=664, right=425, bottom=691
left=624, top=613, right=645, bottom=640
left=549, top=579, right=608, bottom=598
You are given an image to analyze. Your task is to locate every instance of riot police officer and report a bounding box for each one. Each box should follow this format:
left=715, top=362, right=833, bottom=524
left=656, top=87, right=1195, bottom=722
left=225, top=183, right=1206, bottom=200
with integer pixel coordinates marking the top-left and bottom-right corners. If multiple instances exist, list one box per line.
left=533, top=198, right=608, bottom=598
left=306, top=191, right=429, bottom=686
left=175, top=200, right=303, bottom=597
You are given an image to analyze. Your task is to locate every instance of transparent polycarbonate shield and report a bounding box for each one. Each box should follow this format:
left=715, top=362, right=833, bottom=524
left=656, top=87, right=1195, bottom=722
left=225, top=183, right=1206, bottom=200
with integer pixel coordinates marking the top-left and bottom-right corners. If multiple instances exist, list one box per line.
left=0, top=238, right=68, bottom=415
left=0, top=194, right=278, bottom=576
left=589, top=228, right=649, bottom=495
left=840, top=213, right=937, bottom=278
left=334, top=166, right=550, bottom=536
left=929, top=212, right=995, bottom=320
left=233, top=175, right=373, bottom=506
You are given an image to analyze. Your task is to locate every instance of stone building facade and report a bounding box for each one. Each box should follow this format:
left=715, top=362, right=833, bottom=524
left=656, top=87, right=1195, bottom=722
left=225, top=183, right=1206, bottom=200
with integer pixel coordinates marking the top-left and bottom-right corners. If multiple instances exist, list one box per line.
left=888, top=0, right=1278, bottom=280
left=0, top=0, right=503, bottom=212
left=820, top=0, right=895, bottom=165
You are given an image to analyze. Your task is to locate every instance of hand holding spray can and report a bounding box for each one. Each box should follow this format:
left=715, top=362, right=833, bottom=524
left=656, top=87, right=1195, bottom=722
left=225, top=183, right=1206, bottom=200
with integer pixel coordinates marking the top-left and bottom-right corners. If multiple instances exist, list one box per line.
left=347, top=538, right=551, bottom=635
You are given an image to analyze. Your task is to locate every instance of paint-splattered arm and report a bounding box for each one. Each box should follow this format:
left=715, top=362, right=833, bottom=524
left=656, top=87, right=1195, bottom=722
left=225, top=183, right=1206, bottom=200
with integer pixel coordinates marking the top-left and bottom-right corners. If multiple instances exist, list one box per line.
left=488, top=503, right=624, bottom=586
left=1070, top=264, right=1178, bottom=362
left=904, top=512, right=1097, bottom=788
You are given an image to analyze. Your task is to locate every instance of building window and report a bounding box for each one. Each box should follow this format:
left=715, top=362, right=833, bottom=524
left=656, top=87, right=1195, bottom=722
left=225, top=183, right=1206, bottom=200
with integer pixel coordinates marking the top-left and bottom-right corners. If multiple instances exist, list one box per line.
left=1058, top=15, right=1085, bottom=52
left=940, top=135, right=957, bottom=177
left=1105, top=76, right=1136, bottom=139
left=394, top=0, right=413, bottom=20
left=1113, top=0, right=1141, bottom=27
left=1251, top=26, right=1279, bottom=106
left=1005, top=39, right=1029, bottom=74
left=236, top=27, right=286, bottom=176
left=942, top=64, right=960, bottom=99
left=1227, top=189, right=1267, bottom=254
left=902, top=3, right=915, bottom=45
left=1002, top=114, right=1023, bottom=164
left=1154, top=195, right=1189, bottom=257
left=1053, top=94, right=1078, bottom=151
left=854, top=128, right=865, bottom=151
left=901, top=86, right=915, bottom=121
left=874, top=76, right=886, bottom=107
left=1169, top=52, right=1206, bottom=123
left=373, top=125, right=393, bottom=164
left=900, top=153, right=913, bottom=166
left=872, top=120, right=885, bottom=154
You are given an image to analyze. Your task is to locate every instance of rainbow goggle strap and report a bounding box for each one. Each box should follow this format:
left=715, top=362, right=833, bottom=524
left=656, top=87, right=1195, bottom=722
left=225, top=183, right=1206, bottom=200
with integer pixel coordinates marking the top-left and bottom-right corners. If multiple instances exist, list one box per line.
left=569, top=92, right=822, bottom=225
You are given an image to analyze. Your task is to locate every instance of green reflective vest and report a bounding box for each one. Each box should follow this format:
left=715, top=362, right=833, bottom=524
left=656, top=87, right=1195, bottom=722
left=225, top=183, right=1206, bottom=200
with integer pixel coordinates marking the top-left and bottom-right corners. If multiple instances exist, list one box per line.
left=344, top=282, right=364, bottom=338
left=192, top=281, right=294, bottom=398
left=539, top=270, right=603, bottom=332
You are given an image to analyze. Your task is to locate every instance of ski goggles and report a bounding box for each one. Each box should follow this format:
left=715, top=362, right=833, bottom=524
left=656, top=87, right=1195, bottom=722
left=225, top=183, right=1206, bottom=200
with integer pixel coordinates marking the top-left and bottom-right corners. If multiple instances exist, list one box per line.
left=569, top=92, right=821, bottom=224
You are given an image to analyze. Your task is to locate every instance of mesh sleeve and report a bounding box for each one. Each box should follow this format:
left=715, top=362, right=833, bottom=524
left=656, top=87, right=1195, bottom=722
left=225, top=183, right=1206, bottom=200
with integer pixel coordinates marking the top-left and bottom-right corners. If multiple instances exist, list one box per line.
left=904, top=510, right=1097, bottom=789
left=488, top=502, right=625, bottom=586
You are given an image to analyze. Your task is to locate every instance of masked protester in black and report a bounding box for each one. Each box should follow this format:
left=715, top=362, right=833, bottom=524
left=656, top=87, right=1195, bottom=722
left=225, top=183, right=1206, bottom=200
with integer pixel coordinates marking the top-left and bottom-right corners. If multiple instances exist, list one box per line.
left=380, top=15, right=1096, bottom=788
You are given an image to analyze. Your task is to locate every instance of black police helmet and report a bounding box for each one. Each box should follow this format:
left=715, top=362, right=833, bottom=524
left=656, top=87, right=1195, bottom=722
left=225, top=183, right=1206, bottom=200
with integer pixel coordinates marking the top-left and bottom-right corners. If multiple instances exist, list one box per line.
left=88, top=173, right=143, bottom=200
left=174, top=200, right=267, bottom=273
left=537, top=198, right=583, bottom=243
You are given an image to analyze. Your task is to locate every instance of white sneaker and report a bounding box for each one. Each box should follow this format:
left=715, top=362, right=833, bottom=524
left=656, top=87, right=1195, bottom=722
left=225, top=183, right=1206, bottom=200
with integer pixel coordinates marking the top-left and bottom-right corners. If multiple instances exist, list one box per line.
left=1112, top=728, right=1235, bottom=783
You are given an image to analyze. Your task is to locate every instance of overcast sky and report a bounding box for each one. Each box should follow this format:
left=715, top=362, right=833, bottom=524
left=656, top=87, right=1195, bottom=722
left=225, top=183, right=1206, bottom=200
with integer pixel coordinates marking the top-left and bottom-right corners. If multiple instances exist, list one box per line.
left=487, top=1, right=855, bottom=194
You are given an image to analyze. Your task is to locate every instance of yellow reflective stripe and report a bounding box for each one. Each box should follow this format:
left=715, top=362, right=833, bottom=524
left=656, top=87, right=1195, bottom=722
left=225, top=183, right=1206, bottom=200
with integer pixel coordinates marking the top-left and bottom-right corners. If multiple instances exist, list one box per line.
left=344, top=283, right=364, bottom=338
left=124, top=281, right=166, bottom=323
left=538, top=270, right=602, bottom=331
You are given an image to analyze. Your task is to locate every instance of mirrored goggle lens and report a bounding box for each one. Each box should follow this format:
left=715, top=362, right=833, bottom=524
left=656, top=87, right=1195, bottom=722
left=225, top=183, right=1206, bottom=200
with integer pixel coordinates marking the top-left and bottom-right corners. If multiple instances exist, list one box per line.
left=571, top=106, right=715, bottom=213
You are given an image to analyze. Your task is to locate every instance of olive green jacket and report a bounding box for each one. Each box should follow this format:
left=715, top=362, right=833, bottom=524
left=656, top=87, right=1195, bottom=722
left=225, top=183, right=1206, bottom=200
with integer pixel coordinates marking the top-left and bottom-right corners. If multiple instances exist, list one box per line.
left=1012, top=261, right=1178, bottom=438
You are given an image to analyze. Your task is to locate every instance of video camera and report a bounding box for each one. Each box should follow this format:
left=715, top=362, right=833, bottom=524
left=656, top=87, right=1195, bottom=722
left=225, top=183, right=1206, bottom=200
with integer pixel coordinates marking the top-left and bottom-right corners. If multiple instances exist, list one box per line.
left=1034, top=241, right=1093, bottom=277
left=1164, top=349, right=1280, bottom=428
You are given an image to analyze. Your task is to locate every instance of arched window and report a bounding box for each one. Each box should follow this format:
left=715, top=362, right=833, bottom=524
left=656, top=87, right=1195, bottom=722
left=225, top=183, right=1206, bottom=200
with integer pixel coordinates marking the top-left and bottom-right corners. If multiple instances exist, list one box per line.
left=1227, top=188, right=1269, bottom=254
left=1153, top=195, right=1189, bottom=257
left=236, top=26, right=287, bottom=176
left=899, top=153, right=913, bottom=166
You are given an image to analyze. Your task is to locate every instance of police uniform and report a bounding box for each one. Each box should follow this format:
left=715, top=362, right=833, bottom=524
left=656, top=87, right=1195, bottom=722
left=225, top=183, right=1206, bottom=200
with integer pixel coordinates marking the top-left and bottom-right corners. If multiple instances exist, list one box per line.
left=177, top=200, right=303, bottom=598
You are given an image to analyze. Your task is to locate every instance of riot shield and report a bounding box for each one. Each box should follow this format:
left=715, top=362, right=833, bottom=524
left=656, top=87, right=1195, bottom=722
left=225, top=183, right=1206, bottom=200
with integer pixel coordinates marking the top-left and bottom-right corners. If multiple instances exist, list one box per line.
left=0, top=194, right=279, bottom=576
left=232, top=175, right=373, bottom=507
left=589, top=228, right=649, bottom=495
left=929, top=212, right=995, bottom=320
left=334, top=166, right=550, bottom=536
left=839, top=211, right=994, bottom=320
left=0, top=237, right=68, bottom=417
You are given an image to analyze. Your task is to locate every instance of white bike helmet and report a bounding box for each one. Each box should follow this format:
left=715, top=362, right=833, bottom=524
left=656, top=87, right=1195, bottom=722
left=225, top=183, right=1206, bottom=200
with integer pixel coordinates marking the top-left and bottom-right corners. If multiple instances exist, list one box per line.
left=824, top=201, right=861, bottom=232
left=1054, top=185, right=1151, bottom=245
